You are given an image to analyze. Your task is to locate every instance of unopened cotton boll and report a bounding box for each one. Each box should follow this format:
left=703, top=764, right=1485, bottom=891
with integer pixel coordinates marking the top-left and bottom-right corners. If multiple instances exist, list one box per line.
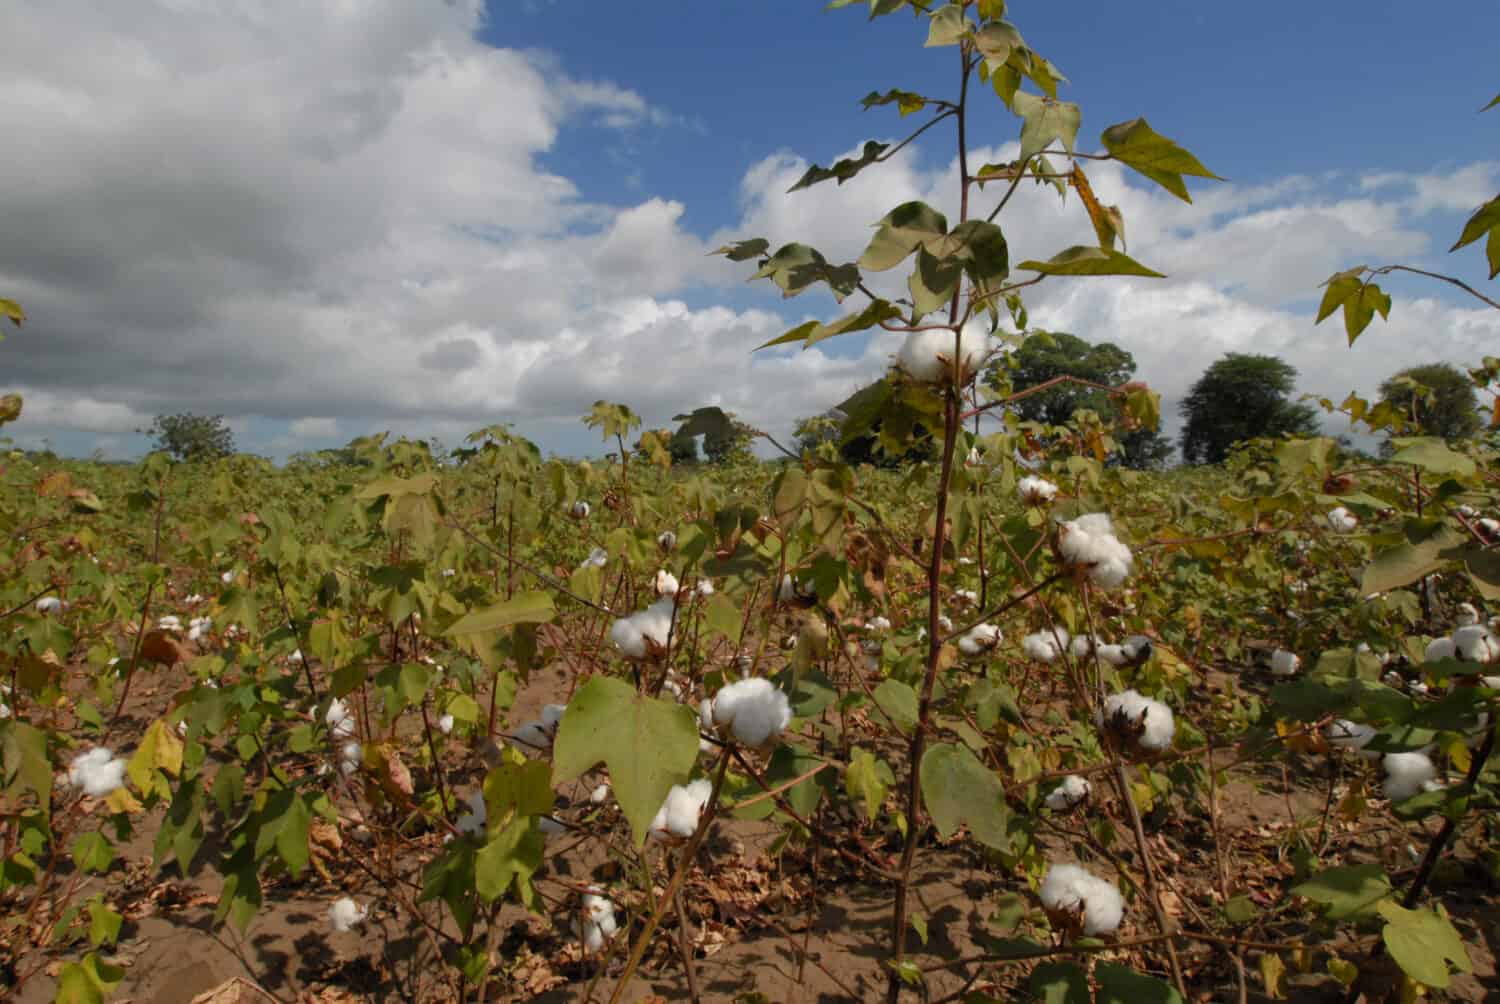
left=1326, top=507, right=1358, bottom=533
left=650, top=778, right=715, bottom=840
left=711, top=677, right=792, bottom=748
left=657, top=531, right=677, bottom=553
left=1044, top=775, right=1091, bottom=812
left=1099, top=690, right=1175, bottom=752
left=326, top=698, right=356, bottom=739
left=1057, top=513, right=1134, bottom=589
left=1269, top=649, right=1301, bottom=677
left=654, top=570, right=679, bottom=597
left=438, top=714, right=454, bottom=735
left=1039, top=863, right=1125, bottom=937
left=1022, top=627, right=1069, bottom=664
left=1018, top=475, right=1058, bottom=507
left=895, top=322, right=993, bottom=385
left=328, top=897, right=368, bottom=933
left=1382, top=752, right=1440, bottom=801
left=958, top=623, right=1002, bottom=656
left=68, top=747, right=128, bottom=797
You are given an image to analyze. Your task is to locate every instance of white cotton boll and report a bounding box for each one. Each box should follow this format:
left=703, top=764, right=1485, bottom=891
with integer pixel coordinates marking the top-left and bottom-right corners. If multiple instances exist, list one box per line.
left=654, top=570, right=679, bottom=597
left=580, top=547, right=608, bottom=571
left=290, top=649, right=305, bottom=663
left=699, top=697, right=715, bottom=731
left=511, top=720, right=553, bottom=755
left=711, top=677, right=792, bottom=748
left=1056, top=514, right=1134, bottom=589
left=1039, top=863, right=1125, bottom=937
left=438, top=714, right=454, bottom=735
left=663, top=677, right=683, bottom=700
left=1458, top=504, right=1480, bottom=519
left=1326, top=720, right=1379, bottom=759
left=1022, top=628, right=1069, bottom=664
left=1480, top=518, right=1500, bottom=536
left=1096, top=644, right=1128, bottom=667
left=1099, top=690, right=1176, bottom=752
left=1382, top=752, right=1440, bottom=801
left=1453, top=626, right=1500, bottom=663
left=1069, top=635, right=1096, bottom=659
left=965, top=446, right=982, bottom=467
left=577, top=893, right=618, bottom=952
left=650, top=778, right=715, bottom=840
left=1410, top=681, right=1430, bottom=695
left=540, top=704, right=566, bottom=728
left=695, top=578, right=715, bottom=597
left=590, top=783, right=610, bottom=805
left=0, top=701, right=10, bottom=721
left=187, top=616, right=212, bottom=642
left=1326, top=507, right=1358, bottom=533
left=326, top=698, right=356, bottom=739
left=952, top=589, right=978, bottom=606
left=570, top=500, right=590, bottom=519
left=1018, top=475, right=1058, bottom=507
left=658, top=531, right=678, bottom=552
left=68, top=747, right=128, bottom=797
left=455, top=790, right=487, bottom=836
left=608, top=598, right=676, bottom=659
left=1424, top=637, right=1457, bottom=663
left=895, top=323, right=992, bottom=384
left=958, top=623, right=1002, bottom=656
left=1120, top=636, right=1153, bottom=665
left=1482, top=676, right=1500, bottom=690
left=157, top=614, right=182, bottom=631
left=1044, top=775, right=1091, bottom=811
left=184, top=594, right=204, bottom=605
left=1269, top=649, right=1301, bottom=677
left=220, top=570, right=236, bottom=584
left=867, top=616, right=892, bottom=633
left=339, top=741, right=362, bottom=776
left=328, top=897, right=368, bottom=933
left=1456, top=603, right=1481, bottom=627
left=36, top=596, right=64, bottom=614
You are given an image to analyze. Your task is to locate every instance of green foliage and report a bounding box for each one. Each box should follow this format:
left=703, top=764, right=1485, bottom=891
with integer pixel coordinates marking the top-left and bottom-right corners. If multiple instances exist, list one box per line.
left=143, top=413, right=236, bottom=461
left=1377, top=363, right=1482, bottom=444
left=1179, top=353, right=1319, bottom=464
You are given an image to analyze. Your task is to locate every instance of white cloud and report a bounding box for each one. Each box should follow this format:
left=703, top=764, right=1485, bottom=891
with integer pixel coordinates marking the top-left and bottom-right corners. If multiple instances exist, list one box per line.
left=289, top=417, right=339, bottom=439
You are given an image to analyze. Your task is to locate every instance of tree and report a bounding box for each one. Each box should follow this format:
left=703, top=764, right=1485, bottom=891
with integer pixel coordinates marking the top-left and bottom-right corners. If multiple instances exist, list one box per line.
left=702, top=415, right=755, bottom=465
left=143, top=413, right=235, bottom=461
left=987, top=331, right=1173, bottom=469
left=1377, top=363, right=1481, bottom=443
left=1179, top=354, right=1318, bottom=464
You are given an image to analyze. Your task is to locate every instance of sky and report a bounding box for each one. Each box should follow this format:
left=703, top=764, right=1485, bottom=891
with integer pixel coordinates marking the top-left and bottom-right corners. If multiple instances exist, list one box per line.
left=2, top=0, right=1497, bottom=462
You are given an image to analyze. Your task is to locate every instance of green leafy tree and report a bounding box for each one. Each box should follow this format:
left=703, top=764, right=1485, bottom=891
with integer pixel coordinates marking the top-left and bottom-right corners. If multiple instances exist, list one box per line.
left=989, top=331, right=1173, bottom=468
left=668, top=427, right=699, bottom=465
left=142, top=412, right=235, bottom=461
left=1377, top=363, right=1481, bottom=444
left=702, top=414, right=755, bottom=465
left=1179, top=354, right=1318, bottom=464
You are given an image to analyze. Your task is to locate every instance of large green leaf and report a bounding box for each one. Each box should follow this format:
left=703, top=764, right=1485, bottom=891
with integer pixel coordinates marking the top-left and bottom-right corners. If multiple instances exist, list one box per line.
left=1449, top=195, right=1500, bottom=279
left=1028, top=962, right=1091, bottom=1004
left=1100, top=117, right=1222, bottom=203
left=1315, top=267, right=1391, bottom=344
left=873, top=678, right=919, bottom=732
left=1094, top=963, right=1184, bottom=1004
left=445, top=591, right=555, bottom=638
left=1013, top=91, right=1080, bottom=163
left=54, top=953, right=124, bottom=1004
left=1378, top=900, right=1471, bottom=989
left=859, top=201, right=949, bottom=272
left=788, top=139, right=890, bottom=193
left=1291, top=864, right=1391, bottom=920
left=861, top=89, right=928, bottom=116
left=919, top=743, right=1015, bottom=851
left=757, top=299, right=902, bottom=350
left=552, top=676, right=700, bottom=846
left=475, top=816, right=544, bottom=905
left=972, top=20, right=1024, bottom=71
left=1386, top=437, right=1476, bottom=476
left=1018, top=245, right=1164, bottom=278
left=924, top=4, right=966, bottom=47
left=0, top=297, right=24, bottom=327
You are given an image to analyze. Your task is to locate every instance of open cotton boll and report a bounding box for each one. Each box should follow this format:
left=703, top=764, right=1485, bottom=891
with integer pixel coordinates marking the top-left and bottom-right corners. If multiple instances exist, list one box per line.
left=576, top=892, right=619, bottom=953
left=220, top=570, right=236, bottom=584
left=952, top=589, right=978, bottom=606
left=326, top=698, right=356, bottom=740
left=1018, top=475, right=1059, bottom=507
left=1096, top=644, right=1128, bottom=667
left=187, top=616, right=213, bottom=642
left=658, top=530, right=678, bottom=553
left=455, top=790, right=487, bottom=836
left=1326, top=507, right=1358, bottom=533
left=608, top=598, right=677, bottom=659
left=1480, top=517, right=1500, bottom=537
left=157, top=614, right=182, bottom=631
left=35, top=596, right=64, bottom=614
left=438, top=714, right=455, bottom=735
left=1120, top=635, right=1154, bottom=665
left=1022, top=628, right=1069, bottom=664
left=1456, top=602, right=1481, bottom=627
left=866, top=616, right=892, bottom=633
left=958, top=623, right=1002, bottom=656
left=711, top=677, right=792, bottom=748
left=1424, top=636, right=1457, bottom=663
left=184, top=594, right=204, bottom=605
left=1382, top=752, right=1440, bottom=801
left=1057, top=514, right=1134, bottom=589
left=895, top=323, right=993, bottom=385
left=1099, top=690, right=1175, bottom=752
left=1039, top=863, right=1125, bottom=937
left=590, top=783, right=611, bottom=805
left=1044, top=775, right=1091, bottom=811
left=68, top=747, right=128, bottom=798
left=650, top=778, right=715, bottom=840
left=328, top=897, right=368, bottom=933
left=339, top=741, right=362, bottom=776
left=1269, top=649, right=1301, bottom=677
left=1069, top=635, right=1097, bottom=659
left=1453, top=625, right=1500, bottom=663
left=965, top=446, right=982, bottom=467
left=1326, top=720, right=1379, bottom=758
left=654, top=570, right=680, bottom=597
left=569, top=500, right=590, bottom=519
left=695, top=578, right=715, bottom=597
left=580, top=547, right=608, bottom=571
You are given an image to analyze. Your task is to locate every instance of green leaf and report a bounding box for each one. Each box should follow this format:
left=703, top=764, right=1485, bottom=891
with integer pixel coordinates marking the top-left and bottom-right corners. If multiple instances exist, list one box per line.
left=788, top=139, right=890, bottom=193
left=446, top=693, right=481, bottom=725
left=552, top=676, right=700, bottom=846
left=1017, top=246, right=1165, bottom=278
left=924, top=4, right=966, bottom=46
left=482, top=760, right=555, bottom=825
left=71, top=832, right=114, bottom=874
left=919, top=743, right=1014, bottom=851
left=872, top=678, right=919, bottom=732
left=1387, top=437, right=1476, bottom=476
left=712, top=238, right=770, bottom=262
left=756, top=299, right=902, bottom=351
left=1314, top=268, right=1391, bottom=344
left=445, top=591, right=555, bottom=638
left=1483, top=93, right=1500, bottom=112
left=1028, top=962, right=1091, bottom=1004
left=1449, top=196, right=1500, bottom=279
left=845, top=747, right=895, bottom=820
left=2, top=721, right=53, bottom=812
left=475, top=816, right=545, bottom=905
left=1100, top=117, right=1222, bottom=202
left=1292, top=864, right=1392, bottom=920
left=861, top=89, right=928, bottom=116
left=748, top=243, right=861, bottom=302
left=1378, top=900, right=1471, bottom=989
left=0, top=297, right=24, bottom=327
left=973, top=21, right=1024, bottom=71
left=859, top=201, right=949, bottom=272
left=1094, top=962, right=1184, bottom=1004
left=54, top=953, right=124, bottom=1004
left=87, top=900, right=122, bottom=948
left=1013, top=91, right=1080, bottom=163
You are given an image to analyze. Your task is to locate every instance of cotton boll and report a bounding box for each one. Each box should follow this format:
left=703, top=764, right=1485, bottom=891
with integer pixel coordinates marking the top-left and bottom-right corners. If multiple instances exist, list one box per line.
left=157, top=614, right=182, bottom=631
left=1382, top=752, right=1440, bottom=801
left=1424, top=637, right=1456, bottom=663
left=455, top=790, right=487, bottom=836
left=866, top=616, right=892, bottom=633
left=1325, top=720, right=1379, bottom=759
left=339, top=741, right=362, bottom=776
left=609, top=598, right=676, bottom=659
left=952, top=589, right=978, bottom=607
left=1457, top=504, right=1480, bottom=519
left=958, top=623, right=1002, bottom=656
left=590, top=783, right=610, bottom=805
left=68, top=747, right=127, bottom=797
left=577, top=893, right=618, bottom=952
left=965, top=446, right=982, bottom=467
left=1069, top=635, right=1096, bottom=659
left=658, top=531, right=678, bottom=553
left=1456, top=603, right=1481, bottom=627
left=649, top=778, right=715, bottom=840
left=711, top=678, right=792, bottom=748
left=220, top=570, right=236, bottom=585
left=511, top=721, right=554, bottom=755
left=1044, top=775, right=1091, bottom=812
left=1018, top=475, right=1059, bottom=507
left=654, top=570, right=680, bottom=597
left=187, top=616, right=213, bottom=642
left=1269, top=649, right=1301, bottom=677
left=695, top=578, right=715, bottom=597
left=1022, top=628, right=1069, bottom=664
left=1326, top=507, right=1358, bottom=533
left=438, top=714, right=455, bottom=735
left=184, top=594, right=204, bottom=605
left=1096, top=644, right=1128, bottom=667
left=1480, top=517, right=1500, bottom=537
left=1120, top=635, right=1154, bottom=666
left=1039, top=863, right=1125, bottom=937
left=580, top=547, right=608, bottom=570
left=35, top=596, right=64, bottom=614
left=895, top=323, right=992, bottom=385
left=1482, top=675, right=1500, bottom=690
left=326, top=698, right=356, bottom=740
left=1099, top=690, right=1175, bottom=752
left=569, top=500, right=590, bottom=519
left=328, top=897, right=368, bottom=933
left=1453, top=625, right=1500, bottom=663
left=1056, top=514, right=1134, bottom=589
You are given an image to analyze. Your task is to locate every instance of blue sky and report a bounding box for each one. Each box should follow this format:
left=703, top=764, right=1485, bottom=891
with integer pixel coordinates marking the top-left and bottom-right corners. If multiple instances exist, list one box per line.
left=1, top=0, right=1497, bottom=462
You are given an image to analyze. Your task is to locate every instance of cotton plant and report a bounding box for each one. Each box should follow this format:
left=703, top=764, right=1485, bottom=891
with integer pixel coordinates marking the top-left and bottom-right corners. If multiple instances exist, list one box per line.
left=894, top=321, right=994, bottom=385
left=326, top=697, right=357, bottom=740
left=1039, top=863, right=1125, bottom=939
left=608, top=597, right=677, bottom=660
left=703, top=677, right=791, bottom=749
left=1018, top=475, right=1058, bottom=507
left=957, top=623, right=1002, bottom=656
left=1056, top=513, right=1134, bottom=589
left=68, top=747, right=128, bottom=798
left=1098, top=690, right=1176, bottom=755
